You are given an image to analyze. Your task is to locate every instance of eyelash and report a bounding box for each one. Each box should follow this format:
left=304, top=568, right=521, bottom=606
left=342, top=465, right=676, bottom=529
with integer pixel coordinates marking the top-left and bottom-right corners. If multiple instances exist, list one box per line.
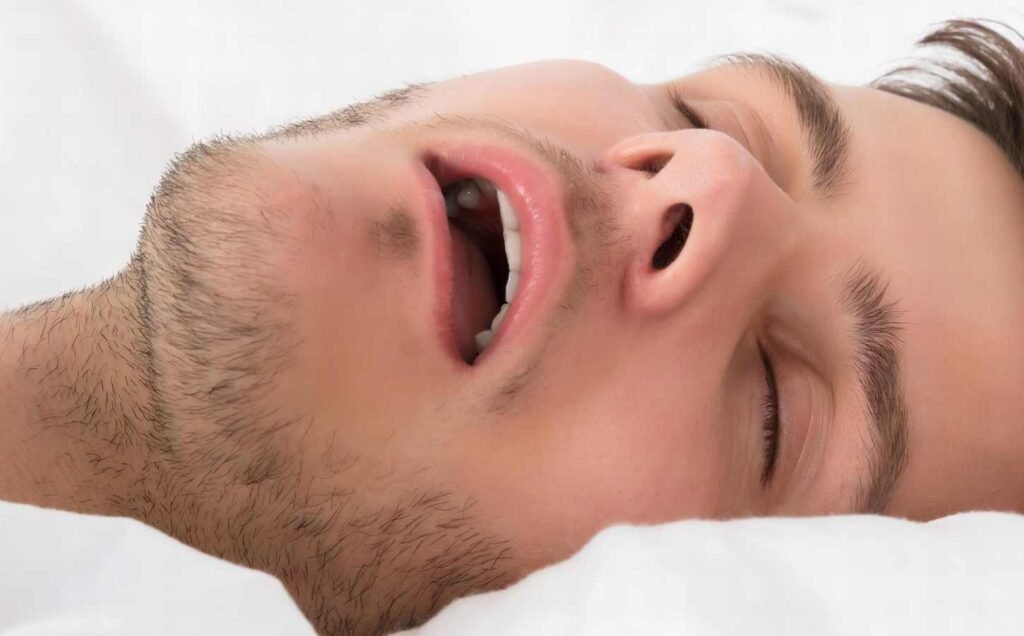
left=668, top=88, right=709, bottom=130
left=757, top=342, right=782, bottom=486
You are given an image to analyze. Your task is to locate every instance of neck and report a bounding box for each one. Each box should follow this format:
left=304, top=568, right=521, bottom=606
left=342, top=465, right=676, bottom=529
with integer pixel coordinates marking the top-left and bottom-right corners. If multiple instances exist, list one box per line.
left=0, top=264, right=156, bottom=517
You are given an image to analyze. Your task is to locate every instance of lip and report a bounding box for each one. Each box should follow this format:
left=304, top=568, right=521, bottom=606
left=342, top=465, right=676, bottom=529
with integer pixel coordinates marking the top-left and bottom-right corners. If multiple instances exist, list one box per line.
left=413, top=140, right=571, bottom=368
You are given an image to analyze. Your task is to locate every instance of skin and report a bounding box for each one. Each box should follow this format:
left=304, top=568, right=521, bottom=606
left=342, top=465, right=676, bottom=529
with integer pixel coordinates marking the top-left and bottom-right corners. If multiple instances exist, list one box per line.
left=1, top=59, right=1023, bottom=634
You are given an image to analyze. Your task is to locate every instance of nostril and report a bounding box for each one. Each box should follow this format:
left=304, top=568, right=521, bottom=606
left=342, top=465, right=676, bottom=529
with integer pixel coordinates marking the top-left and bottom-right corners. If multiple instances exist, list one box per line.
left=651, top=203, right=694, bottom=270
left=632, top=153, right=672, bottom=176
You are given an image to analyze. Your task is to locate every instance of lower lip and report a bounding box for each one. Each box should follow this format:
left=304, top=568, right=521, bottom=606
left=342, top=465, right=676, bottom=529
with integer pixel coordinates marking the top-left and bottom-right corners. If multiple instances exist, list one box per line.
left=419, top=143, right=569, bottom=367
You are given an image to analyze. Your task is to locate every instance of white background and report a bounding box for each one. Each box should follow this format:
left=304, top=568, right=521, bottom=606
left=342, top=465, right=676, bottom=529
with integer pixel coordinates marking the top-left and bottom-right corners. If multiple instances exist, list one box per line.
left=1, top=0, right=1021, bottom=310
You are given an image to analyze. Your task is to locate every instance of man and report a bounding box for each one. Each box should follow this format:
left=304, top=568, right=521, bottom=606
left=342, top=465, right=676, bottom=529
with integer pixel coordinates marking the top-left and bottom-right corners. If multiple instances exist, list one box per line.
left=1, top=17, right=1022, bottom=636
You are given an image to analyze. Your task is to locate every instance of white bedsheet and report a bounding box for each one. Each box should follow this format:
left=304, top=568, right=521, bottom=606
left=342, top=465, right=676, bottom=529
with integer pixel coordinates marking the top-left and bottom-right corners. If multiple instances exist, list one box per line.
left=407, top=512, right=1024, bottom=636
left=0, top=501, right=314, bottom=635
left=4, top=501, right=1022, bottom=635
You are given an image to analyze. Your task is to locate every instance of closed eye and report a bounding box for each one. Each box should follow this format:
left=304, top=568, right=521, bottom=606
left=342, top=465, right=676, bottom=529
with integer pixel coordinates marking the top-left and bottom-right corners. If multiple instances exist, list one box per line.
left=668, top=88, right=709, bottom=130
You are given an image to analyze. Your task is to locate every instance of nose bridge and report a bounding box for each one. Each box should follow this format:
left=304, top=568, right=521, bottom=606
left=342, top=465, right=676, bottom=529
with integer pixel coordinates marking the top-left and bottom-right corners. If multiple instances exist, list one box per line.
left=602, top=129, right=796, bottom=319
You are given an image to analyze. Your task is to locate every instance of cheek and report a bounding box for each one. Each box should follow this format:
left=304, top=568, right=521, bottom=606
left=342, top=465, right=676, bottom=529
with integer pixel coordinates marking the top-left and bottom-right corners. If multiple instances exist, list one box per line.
left=449, top=384, right=726, bottom=570
left=565, top=397, right=728, bottom=523
left=253, top=178, right=445, bottom=436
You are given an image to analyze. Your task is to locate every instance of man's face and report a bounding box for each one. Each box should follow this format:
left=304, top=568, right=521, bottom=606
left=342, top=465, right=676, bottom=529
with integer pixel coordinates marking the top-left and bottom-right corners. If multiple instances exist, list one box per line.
left=144, top=58, right=1024, bottom=622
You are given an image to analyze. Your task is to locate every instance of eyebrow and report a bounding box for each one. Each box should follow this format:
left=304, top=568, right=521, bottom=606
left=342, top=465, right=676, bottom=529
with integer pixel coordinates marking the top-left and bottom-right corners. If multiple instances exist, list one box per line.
left=708, top=54, right=853, bottom=199
left=839, top=263, right=909, bottom=513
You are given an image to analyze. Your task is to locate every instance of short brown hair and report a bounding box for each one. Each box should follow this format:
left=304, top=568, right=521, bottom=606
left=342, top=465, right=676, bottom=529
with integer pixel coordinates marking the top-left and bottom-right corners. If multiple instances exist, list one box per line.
left=872, top=19, right=1024, bottom=178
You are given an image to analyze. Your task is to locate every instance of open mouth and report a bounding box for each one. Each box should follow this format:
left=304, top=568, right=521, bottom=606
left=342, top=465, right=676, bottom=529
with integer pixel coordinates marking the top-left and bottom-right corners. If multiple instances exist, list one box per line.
left=420, top=142, right=567, bottom=368
left=435, top=172, right=519, bottom=363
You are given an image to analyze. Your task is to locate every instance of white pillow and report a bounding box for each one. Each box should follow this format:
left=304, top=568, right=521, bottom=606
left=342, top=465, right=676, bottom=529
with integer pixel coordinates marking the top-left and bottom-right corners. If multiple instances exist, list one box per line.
left=0, top=501, right=314, bottom=636
left=402, top=513, right=1024, bottom=636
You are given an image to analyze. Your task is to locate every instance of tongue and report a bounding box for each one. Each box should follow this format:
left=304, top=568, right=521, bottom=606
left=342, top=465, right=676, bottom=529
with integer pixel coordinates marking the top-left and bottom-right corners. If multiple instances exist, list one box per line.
left=450, top=223, right=500, bottom=362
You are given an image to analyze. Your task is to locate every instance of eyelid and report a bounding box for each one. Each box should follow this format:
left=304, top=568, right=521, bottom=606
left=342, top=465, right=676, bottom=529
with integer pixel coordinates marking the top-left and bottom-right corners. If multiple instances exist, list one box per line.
left=761, top=335, right=823, bottom=497
left=668, top=88, right=709, bottom=129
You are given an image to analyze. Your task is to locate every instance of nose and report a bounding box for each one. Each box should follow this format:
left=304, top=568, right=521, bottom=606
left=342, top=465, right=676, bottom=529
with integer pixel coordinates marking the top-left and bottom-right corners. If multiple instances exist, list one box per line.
left=599, top=129, right=797, bottom=319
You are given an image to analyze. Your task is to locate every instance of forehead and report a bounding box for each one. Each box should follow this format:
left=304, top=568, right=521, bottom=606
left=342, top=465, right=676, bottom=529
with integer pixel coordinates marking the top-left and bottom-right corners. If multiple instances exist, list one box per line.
left=824, top=84, right=1024, bottom=515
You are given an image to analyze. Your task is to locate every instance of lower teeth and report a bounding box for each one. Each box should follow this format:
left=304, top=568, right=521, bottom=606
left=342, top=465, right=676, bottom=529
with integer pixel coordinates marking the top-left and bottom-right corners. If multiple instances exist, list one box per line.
left=474, top=329, right=494, bottom=352
left=474, top=301, right=510, bottom=353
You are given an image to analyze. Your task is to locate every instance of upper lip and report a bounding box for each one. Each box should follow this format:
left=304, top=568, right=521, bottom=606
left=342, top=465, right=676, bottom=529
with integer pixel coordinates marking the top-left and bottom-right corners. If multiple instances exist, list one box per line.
left=414, top=137, right=572, bottom=368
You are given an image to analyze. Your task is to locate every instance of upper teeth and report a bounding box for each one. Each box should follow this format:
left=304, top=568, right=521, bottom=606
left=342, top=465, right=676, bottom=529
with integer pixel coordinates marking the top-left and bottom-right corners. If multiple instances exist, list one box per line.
left=451, top=179, right=522, bottom=356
